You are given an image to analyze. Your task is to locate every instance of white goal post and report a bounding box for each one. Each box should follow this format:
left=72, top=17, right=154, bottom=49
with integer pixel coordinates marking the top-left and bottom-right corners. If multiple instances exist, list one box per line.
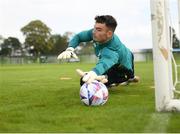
left=150, top=0, right=180, bottom=112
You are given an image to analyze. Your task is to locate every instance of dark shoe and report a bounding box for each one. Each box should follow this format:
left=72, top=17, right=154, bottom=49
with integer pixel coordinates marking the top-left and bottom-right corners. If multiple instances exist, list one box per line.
left=128, top=76, right=140, bottom=83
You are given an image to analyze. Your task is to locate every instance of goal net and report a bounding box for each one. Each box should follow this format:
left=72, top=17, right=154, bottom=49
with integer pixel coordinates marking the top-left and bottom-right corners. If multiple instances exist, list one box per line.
left=168, top=0, right=180, bottom=95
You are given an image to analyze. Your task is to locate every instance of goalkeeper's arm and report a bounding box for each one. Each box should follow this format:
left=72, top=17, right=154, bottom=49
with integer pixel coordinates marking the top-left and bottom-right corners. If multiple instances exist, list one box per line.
left=57, top=29, right=93, bottom=60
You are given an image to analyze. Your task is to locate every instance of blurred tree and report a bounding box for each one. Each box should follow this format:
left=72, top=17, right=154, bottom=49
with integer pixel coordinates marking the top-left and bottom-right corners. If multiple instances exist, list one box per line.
left=8, top=37, right=22, bottom=50
left=21, top=20, right=53, bottom=57
left=0, top=35, right=3, bottom=43
left=170, top=27, right=180, bottom=49
left=0, top=37, right=21, bottom=56
left=0, top=35, right=4, bottom=53
left=78, top=42, right=94, bottom=55
left=0, top=39, right=11, bottom=56
left=63, top=31, right=75, bottom=42
left=49, top=34, right=68, bottom=55
left=172, top=33, right=180, bottom=49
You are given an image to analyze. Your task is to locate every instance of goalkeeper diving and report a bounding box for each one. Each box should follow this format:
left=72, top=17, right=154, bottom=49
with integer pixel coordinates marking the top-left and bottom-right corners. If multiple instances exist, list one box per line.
left=57, top=15, right=139, bottom=87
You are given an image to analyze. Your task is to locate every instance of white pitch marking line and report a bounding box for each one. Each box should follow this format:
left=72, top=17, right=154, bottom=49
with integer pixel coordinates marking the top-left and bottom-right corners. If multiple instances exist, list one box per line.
left=143, top=113, right=171, bottom=133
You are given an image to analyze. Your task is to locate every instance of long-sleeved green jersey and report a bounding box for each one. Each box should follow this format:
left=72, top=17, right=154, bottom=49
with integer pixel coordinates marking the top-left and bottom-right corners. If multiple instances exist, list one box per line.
left=69, top=29, right=133, bottom=75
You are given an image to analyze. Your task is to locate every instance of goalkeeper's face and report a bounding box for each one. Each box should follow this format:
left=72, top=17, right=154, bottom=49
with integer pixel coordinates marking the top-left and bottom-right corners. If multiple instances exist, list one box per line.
left=93, top=23, right=113, bottom=43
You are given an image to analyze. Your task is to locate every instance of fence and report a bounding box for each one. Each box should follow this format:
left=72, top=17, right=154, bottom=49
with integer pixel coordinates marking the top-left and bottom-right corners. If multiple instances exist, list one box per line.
left=0, top=51, right=155, bottom=65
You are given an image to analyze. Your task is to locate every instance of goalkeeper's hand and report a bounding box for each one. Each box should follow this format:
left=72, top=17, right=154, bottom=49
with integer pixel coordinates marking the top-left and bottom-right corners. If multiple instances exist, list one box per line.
left=57, top=47, right=78, bottom=60
left=76, top=69, right=108, bottom=84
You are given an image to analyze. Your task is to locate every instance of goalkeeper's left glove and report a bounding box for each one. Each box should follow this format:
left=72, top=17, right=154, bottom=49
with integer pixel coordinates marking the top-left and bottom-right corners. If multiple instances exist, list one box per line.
left=57, top=47, right=78, bottom=60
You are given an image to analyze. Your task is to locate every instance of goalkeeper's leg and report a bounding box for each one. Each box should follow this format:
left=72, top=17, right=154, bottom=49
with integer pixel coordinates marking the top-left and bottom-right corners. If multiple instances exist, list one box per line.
left=103, top=64, right=128, bottom=87
left=103, top=63, right=139, bottom=88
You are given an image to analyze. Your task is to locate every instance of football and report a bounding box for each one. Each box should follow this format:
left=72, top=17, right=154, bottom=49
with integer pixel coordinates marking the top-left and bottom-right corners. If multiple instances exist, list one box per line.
left=80, top=80, right=109, bottom=106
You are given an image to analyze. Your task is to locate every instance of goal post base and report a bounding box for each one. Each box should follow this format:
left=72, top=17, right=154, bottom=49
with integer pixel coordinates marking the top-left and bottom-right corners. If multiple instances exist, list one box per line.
left=164, top=99, right=180, bottom=112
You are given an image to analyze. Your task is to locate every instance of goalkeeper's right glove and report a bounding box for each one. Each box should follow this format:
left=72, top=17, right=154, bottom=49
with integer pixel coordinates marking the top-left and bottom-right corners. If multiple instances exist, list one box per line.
left=76, top=69, right=108, bottom=84
left=57, top=47, right=78, bottom=60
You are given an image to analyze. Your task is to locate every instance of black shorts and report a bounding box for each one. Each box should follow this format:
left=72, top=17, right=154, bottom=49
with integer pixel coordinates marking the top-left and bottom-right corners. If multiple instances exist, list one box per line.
left=104, top=53, right=135, bottom=87
left=80, top=53, right=135, bottom=87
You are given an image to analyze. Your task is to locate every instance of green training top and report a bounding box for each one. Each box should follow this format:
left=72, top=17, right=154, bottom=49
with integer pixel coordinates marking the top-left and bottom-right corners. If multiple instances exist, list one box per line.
left=69, top=29, right=133, bottom=75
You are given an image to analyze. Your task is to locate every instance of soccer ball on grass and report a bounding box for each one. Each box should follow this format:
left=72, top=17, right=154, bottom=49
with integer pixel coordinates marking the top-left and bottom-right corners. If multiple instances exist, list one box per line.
left=80, top=80, right=108, bottom=106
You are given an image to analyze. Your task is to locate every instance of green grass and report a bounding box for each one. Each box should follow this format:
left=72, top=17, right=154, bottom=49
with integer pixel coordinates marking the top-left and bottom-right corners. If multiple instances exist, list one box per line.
left=0, top=62, right=180, bottom=133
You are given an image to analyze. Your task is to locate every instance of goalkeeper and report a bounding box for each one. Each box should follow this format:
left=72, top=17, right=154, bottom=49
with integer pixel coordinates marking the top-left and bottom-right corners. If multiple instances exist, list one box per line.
left=57, top=15, right=139, bottom=87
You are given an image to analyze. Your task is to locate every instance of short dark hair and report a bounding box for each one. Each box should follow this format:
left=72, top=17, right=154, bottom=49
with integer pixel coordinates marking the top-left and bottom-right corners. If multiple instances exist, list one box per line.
left=95, top=15, right=117, bottom=32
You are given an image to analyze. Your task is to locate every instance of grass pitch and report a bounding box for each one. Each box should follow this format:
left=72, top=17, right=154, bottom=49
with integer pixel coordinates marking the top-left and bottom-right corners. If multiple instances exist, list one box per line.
left=0, top=62, right=180, bottom=133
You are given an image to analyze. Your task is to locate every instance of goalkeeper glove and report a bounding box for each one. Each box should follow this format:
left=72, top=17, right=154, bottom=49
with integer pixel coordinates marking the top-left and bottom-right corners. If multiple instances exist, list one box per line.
left=76, top=69, right=108, bottom=84
left=82, top=71, right=97, bottom=84
left=57, top=47, right=78, bottom=60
